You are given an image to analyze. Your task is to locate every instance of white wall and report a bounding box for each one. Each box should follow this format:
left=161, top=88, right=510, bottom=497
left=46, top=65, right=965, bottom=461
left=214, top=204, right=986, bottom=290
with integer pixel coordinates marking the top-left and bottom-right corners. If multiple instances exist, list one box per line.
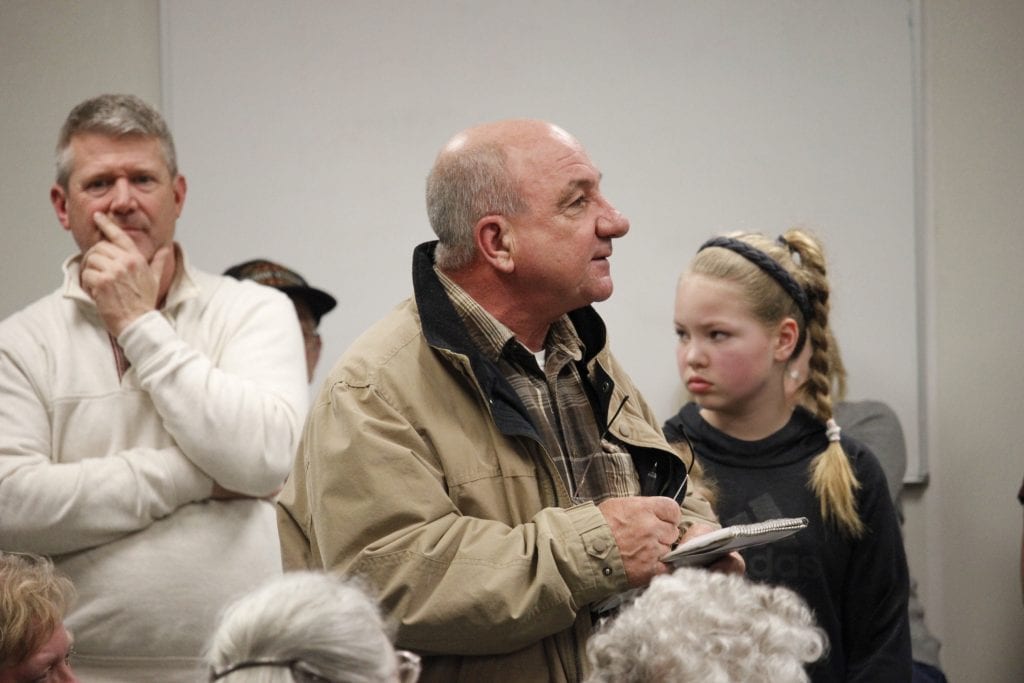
left=899, top=1, right=1024, bottom=680
left=158, top=0, right=926, bottom=482
left=0, top=0, right=162, bottom=314
left=2, top=1, right=1023, bottom=681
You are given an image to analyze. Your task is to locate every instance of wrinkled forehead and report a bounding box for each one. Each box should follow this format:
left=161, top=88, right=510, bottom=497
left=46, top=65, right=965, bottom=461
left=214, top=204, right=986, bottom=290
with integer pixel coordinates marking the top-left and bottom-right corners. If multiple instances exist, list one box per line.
left=66, top=132, right=174, bottom=176
left=68, top=130, right=176, bottom=172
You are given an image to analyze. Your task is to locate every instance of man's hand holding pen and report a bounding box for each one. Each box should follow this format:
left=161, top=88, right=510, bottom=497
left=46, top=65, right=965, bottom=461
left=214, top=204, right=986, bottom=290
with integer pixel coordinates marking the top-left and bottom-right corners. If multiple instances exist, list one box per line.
left=598, top=496, right=682, bottom=588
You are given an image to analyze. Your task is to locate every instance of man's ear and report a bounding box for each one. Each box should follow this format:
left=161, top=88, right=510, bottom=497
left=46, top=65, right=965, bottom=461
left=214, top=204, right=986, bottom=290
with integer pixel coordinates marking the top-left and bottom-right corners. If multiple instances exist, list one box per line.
left=774, top=317, right=801, bottom=362
left=475, top=215, right=515, bottom=274
left=172, top=174, right=187, bottom=217
left=51, top=184, right=71, bottom=230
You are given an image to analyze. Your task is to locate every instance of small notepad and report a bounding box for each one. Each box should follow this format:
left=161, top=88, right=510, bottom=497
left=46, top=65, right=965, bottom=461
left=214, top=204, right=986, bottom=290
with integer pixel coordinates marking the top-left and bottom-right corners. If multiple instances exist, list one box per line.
left=593, top=517, right=810, bottom=614
left=662, top=517, right=809, bottom=567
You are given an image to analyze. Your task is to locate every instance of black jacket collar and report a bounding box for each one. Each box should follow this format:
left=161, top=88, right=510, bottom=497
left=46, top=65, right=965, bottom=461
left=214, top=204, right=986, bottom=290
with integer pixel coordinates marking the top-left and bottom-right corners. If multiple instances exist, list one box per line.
left=411, top=240, right=612, bottom=440
left=411, top=241, right=608, bottom=361
left=411, top=240, right=683, bottom=499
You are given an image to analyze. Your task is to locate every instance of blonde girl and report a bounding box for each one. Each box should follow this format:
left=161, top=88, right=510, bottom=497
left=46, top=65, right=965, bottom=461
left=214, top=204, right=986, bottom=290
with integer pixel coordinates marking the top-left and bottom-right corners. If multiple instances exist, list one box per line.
left=662, top=229, right=911, bottom=683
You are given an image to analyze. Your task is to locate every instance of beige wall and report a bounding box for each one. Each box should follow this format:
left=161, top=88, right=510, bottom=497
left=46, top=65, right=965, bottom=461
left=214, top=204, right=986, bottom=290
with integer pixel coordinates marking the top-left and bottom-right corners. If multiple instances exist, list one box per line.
left=900, top=1, right=1024, bottom=681
left=0, top=0, right=161, bottom=318
left=2, top=1, right=1023, bottom=680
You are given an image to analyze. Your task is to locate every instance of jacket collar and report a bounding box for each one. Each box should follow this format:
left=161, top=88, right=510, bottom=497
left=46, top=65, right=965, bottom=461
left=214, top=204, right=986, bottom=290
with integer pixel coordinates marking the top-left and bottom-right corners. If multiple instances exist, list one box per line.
left=411, top=241, right=685, bottom=497
left=411, top=240, right=608, bottom=363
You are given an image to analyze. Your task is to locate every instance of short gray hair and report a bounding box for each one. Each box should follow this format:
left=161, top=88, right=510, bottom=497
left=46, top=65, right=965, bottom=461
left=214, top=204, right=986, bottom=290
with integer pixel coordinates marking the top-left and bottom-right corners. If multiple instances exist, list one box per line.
left=425, top=141, right=525, bottom=270
left=585, top=567, right=827, bottom=683
left=206, top=571, right=399, bottom=683
left=55, top=94, right=177, bottom=189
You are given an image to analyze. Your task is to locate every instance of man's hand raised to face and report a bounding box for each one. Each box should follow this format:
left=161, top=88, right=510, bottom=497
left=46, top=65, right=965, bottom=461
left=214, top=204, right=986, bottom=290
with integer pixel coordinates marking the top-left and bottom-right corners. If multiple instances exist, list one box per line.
left=80, top=211, right=173, bottom=337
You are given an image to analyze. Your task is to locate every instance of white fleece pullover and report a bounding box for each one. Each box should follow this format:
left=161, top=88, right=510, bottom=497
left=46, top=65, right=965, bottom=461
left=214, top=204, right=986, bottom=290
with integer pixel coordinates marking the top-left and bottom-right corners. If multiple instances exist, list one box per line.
left=0, top=249, right=309, bottom=681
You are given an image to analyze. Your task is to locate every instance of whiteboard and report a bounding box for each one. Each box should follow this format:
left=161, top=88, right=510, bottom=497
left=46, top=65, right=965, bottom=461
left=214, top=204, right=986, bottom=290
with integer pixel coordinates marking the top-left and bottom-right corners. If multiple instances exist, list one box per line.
left=161, top=0, right=926, bottom=480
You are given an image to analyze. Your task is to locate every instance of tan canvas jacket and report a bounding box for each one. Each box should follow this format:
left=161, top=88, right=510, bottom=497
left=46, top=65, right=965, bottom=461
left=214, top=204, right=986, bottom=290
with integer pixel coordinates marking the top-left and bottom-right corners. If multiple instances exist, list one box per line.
left=277, top=242, right=719, bottom=683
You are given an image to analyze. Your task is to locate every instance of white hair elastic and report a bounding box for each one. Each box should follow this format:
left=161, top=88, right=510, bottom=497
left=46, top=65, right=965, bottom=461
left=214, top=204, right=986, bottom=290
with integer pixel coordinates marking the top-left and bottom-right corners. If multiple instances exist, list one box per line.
left=825, top=419, right=841, bottom=442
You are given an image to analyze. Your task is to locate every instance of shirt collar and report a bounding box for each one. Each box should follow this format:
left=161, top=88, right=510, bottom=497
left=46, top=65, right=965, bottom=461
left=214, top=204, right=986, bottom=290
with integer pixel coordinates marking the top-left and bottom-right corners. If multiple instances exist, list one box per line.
left=433, top=265, right=584, bottom=365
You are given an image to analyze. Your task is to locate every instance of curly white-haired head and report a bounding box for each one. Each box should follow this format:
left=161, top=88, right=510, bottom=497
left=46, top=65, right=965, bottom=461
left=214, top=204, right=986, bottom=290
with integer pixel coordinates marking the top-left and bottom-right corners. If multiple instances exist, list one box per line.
left=585, top=567, right=827, bottom=683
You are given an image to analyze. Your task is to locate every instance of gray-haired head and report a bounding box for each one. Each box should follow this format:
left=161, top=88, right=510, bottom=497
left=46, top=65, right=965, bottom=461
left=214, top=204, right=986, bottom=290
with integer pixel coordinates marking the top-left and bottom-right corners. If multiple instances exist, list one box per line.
left=585, top=566, right=827, bottom=683
left=55, top=94, right=177, bottom=190
left=425, top=124, right=530, bottom=271
left=206, top=571, right=402, bottom=683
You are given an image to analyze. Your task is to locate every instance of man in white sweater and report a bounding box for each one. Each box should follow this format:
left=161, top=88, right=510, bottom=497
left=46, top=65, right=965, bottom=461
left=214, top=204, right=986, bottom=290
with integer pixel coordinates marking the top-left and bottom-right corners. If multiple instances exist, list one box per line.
left=0, top=94, right=309, bottom=681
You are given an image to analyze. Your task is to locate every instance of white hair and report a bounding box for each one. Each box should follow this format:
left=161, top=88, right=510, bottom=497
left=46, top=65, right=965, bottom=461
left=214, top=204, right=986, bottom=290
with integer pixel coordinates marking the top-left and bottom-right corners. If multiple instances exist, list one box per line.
left=585, top=567, right=827, bottom=683
left=206, top=571, right=399, bottom=683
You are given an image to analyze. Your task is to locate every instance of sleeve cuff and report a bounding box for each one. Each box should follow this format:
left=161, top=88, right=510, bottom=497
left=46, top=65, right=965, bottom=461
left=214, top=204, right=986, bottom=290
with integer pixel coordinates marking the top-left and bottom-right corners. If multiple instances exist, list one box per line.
left=564, top=503, right=630, bottom=605
left=117, top=310, right=176, bottom=374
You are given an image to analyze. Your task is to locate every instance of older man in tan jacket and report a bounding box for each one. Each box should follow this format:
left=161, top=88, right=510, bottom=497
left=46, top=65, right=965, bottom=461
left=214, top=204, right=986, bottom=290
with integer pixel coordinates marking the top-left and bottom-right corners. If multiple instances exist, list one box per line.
left=278, top=120, right=742, bottom=683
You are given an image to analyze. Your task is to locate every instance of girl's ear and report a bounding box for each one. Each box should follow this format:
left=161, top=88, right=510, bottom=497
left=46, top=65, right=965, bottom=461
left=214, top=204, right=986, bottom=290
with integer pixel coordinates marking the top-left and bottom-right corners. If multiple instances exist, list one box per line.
left=774, top=317, right=800, bottom=362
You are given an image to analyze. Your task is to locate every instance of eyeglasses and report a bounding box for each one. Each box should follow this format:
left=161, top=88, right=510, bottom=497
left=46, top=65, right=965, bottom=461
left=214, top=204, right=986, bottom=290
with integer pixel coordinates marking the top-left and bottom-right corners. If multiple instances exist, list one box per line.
left=598, top=394, right=693, bottom=505
left=209, top=659, right=330, bottom=682
left=570, top=395, right=630, bottom=503
left=571, top=394, right=692, bottom=505
left=669, top=424, right=698, bottom=504
left=600, top=394, right=629, bottom=442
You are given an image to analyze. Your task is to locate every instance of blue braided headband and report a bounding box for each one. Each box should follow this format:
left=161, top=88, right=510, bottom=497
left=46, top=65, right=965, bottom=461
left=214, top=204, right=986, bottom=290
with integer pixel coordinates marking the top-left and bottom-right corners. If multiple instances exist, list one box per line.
left=697, top=236, right=813, bottom=351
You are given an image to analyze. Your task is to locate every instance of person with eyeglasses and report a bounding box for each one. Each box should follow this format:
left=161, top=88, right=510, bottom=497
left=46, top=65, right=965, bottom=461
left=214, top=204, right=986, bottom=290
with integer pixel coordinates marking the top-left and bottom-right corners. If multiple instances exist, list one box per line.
left=0, top=552, right=78, bottom=683
left=223, top=259, right=337, bottom=384
left=206, top=571, right=419, bottom=683
left=277, top=120, right=743, bottom=683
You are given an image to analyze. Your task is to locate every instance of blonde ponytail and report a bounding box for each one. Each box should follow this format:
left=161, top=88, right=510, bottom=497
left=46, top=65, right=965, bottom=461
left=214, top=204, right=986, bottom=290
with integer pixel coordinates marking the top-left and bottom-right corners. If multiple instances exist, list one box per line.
left=782, top=229, right=864, bottom=537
